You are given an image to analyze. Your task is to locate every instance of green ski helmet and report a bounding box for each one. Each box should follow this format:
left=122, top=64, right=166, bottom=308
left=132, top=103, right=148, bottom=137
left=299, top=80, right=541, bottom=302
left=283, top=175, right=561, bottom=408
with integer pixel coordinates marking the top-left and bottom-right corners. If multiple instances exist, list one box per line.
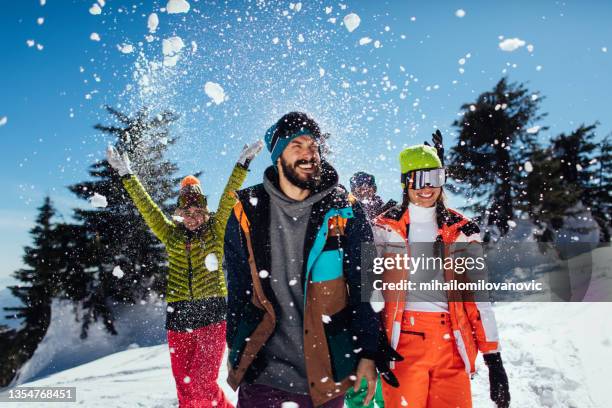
left=398, top=144, right=445, bottom=190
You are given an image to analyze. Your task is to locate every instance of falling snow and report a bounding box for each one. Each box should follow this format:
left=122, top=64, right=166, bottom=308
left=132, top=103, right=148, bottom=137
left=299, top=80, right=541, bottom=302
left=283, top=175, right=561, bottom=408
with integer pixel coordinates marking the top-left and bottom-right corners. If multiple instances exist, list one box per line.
left=526, top=125, right=540, bottom=134
left=162, top=36, right=185, bottom=66
left=117, top=43, right=134, bottom=54
left=166, top=0, right=190, bottom=14
left=204, top=81, right=226, bottom=105
left=148, top=13, right=159, bottom=33
left=205, top=253, right=219, bottom=271
left=89, top=3, right=102, bottom=15
left=499, top=37, right=526, bottom=52
left=90, top=192, right=108, bottom=208
left=112, top=266, right=125, bottom=279
left=343, top=13, right=361, bottom=33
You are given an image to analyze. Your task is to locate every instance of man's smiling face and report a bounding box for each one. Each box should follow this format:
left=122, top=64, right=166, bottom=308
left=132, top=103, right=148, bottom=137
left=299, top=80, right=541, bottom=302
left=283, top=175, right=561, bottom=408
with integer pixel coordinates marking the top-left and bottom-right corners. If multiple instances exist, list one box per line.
left=278, top=134, right=322, bottom=190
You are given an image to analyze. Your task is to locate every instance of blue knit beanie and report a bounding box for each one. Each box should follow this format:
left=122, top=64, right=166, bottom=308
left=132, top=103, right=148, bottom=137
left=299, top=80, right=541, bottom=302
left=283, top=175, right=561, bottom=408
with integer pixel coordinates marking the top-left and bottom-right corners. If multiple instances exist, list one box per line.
left=264, top=112, right=322, bottom=165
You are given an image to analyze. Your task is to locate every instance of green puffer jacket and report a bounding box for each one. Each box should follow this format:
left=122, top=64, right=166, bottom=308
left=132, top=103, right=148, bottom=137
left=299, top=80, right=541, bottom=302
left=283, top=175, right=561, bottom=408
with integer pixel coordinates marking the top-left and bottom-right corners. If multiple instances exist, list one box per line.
left=122, top=164, right=247, bottom=330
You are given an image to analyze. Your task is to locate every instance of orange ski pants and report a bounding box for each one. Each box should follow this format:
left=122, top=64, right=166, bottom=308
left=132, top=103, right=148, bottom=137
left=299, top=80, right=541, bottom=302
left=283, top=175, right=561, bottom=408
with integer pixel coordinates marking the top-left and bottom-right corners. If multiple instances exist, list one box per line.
left=382, top=310, right=472, bottom=408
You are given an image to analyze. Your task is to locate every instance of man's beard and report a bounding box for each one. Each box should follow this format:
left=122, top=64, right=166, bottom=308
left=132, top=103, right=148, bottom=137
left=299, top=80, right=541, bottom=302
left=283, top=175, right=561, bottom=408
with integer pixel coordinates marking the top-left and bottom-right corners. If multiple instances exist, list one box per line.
left=280, top=157, right=322, bottom=190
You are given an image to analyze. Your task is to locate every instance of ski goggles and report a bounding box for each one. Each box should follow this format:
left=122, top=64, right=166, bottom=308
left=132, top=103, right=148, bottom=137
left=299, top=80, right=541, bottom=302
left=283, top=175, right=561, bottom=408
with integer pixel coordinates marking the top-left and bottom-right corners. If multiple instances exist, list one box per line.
left=402, top=168, right=446, bottom=190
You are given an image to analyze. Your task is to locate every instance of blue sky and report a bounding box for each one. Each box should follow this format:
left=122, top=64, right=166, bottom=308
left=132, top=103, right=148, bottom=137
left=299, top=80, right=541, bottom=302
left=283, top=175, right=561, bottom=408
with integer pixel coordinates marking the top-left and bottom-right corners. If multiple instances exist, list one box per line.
left=1, top=0, right=611, bottom=294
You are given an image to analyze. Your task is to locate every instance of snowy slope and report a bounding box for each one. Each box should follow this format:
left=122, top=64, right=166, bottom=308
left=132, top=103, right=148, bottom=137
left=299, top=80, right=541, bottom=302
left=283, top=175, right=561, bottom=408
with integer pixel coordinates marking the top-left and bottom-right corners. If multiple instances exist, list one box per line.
left=15, top=298, right=167, bottom=385
left=14, top=303, right=611, bottom=407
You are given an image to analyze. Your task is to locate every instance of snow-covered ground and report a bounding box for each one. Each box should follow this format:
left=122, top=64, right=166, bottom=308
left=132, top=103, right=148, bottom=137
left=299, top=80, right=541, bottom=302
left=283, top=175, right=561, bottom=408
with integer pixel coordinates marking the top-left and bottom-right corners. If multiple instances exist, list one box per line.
left=11, top=302, right=611, bottom=407
left=14, top=298, right=167, bottom=385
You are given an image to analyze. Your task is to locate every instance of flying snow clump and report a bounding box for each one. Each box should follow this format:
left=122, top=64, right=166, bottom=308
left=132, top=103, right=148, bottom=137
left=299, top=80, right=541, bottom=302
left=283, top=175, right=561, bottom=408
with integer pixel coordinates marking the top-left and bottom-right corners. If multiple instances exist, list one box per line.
left=166, top=0, right=190, bottom=14
left=148, top=13, right=159, bottom=33
left=90, top=192, right=108, bottom=208
left=117, top=43, right=134, bottom=54
left=526, top=125, right=541, bottom=134
left=204, top=81, right=226, bottom=105
left=205, top=253, right=219, bottom=271
left=162, top=36, right=185, bottom=66
left=499, top=37, right=526, bottom=52
left=112, top=266, right=125, bottom=279
left=343, top=13, right=361, bottom=32
left=89, top=3, right=102, bottom=15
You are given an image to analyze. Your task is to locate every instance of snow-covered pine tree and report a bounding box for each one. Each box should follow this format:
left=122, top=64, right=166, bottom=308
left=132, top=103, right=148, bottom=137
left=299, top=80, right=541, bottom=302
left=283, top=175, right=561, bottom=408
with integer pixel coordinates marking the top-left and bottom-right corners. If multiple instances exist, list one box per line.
left=67, top=106, right=181, bottom=338
left=0, top=197, right=62, bottom=386
left=447, top=77, right=547, bottom=238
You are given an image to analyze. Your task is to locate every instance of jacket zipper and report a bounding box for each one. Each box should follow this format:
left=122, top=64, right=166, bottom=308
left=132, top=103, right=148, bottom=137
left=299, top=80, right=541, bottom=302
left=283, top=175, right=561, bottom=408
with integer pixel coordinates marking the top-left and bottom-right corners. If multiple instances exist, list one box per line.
left=186, top=236, right=194, bottom=300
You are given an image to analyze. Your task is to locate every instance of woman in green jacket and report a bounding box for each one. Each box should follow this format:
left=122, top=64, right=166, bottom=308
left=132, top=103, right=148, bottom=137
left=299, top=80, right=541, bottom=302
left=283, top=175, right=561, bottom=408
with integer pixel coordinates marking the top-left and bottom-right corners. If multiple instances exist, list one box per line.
left=107, top=141, right=262, bottom=408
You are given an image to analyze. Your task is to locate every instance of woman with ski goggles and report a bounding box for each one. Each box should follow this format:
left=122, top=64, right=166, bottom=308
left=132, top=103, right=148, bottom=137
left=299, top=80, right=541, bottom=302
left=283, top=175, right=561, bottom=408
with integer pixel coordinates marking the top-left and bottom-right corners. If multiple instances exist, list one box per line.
left=372, top=131, right=510, bottom=408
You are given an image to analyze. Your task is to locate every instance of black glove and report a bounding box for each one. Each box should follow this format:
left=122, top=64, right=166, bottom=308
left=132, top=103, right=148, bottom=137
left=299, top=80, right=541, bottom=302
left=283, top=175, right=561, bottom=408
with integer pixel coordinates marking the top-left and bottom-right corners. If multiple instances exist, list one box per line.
left=432, top=129, right=444, bottom=166
left=360, top=326, right=404, bottom=388
left=424, top=129, right=445, bottom=166
left=484, top=352, right=510, bottom=408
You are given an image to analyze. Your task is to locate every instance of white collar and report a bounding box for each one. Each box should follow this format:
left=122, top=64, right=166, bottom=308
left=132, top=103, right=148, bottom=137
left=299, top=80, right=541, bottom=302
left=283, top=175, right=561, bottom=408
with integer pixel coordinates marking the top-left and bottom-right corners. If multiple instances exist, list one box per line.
left=408, top=202, right=436, bottom=223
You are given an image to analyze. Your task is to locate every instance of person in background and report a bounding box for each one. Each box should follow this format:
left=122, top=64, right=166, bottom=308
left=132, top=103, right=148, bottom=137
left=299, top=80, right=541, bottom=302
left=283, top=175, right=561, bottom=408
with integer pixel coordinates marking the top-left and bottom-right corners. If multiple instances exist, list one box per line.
left=107, top=140, right=263, bottom=408
left=349, top=171, right=397, bottom=222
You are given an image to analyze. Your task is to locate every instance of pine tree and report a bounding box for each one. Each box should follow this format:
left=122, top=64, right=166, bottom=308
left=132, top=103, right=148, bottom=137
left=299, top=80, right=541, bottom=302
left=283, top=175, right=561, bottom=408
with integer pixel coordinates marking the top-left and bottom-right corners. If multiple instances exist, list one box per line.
left=0, top=325, right=18, bottom=387
left=448, top=77, right=547, bottom=237
left=0, top=197, right=61, bottom=387
left=519, top=145, right=580, bottom=241
left=520, top=124, right=609, bottom=242
left=554, top=125, right=611, bottom=242
left=591, top=135, right=612, bottom=241
left=66, top=106, right=180, bottom=338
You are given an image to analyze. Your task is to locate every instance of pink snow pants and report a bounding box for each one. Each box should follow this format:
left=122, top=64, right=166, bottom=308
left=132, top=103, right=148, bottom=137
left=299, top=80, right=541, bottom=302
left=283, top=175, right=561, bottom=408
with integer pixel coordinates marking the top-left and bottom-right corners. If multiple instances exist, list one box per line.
left=167, top=321, right=234, bottom=408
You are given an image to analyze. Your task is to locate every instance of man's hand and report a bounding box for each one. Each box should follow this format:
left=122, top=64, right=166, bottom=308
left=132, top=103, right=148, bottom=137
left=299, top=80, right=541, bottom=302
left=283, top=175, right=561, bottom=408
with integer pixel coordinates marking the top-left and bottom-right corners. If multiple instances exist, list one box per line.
left=106, top=145, right=132, bottom=177
left=353, top=358, right=377, bottom=406
left=237, top=140, right=264, bottom=167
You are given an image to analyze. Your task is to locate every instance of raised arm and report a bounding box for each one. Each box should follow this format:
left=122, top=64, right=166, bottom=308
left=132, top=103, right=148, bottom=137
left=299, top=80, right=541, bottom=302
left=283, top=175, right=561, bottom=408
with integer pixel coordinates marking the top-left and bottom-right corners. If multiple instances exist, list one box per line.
left=212, top=140, right=263, bottom=239
left=107, top=146, right=174, bottom=244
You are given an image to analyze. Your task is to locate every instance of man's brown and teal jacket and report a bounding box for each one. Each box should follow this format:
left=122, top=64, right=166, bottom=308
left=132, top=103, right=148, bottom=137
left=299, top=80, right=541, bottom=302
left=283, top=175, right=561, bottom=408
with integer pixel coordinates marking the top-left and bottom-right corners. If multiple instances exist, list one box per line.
left=122, top=164, right=247, bottom=331
left=223, top=163, right=381, bottom=406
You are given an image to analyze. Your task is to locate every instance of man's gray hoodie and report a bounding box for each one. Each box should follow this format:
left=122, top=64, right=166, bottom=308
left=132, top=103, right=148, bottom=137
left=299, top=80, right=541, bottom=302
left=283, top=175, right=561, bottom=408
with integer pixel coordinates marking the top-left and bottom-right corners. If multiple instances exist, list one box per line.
left=252, top=169, right=337, bottom=394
